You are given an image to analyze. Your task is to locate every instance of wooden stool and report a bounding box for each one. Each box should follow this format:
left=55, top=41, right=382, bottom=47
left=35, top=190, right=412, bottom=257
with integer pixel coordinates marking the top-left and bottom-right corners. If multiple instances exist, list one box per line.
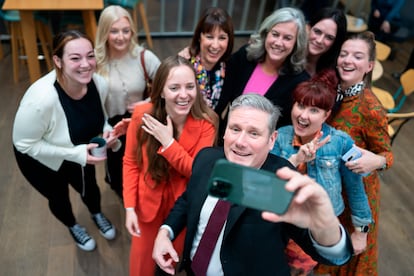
left=0, top=10, right=53, bottom=83
left=375, top=40, right=391, bottom=61
left=132, top=1, right=153, bottom=49
left=35, top=20, right=53, bottom=70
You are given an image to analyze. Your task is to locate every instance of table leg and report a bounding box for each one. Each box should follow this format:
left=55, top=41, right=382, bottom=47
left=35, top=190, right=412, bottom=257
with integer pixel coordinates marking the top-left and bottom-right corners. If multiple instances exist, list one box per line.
left=82, top=11, right=97, bottom=40
left=19, top=11, right=41, bottom=83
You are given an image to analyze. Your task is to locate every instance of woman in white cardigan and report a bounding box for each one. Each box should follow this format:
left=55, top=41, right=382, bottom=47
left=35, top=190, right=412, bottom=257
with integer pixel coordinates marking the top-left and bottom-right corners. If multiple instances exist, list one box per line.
left=13, top=30, right=118, bottom=252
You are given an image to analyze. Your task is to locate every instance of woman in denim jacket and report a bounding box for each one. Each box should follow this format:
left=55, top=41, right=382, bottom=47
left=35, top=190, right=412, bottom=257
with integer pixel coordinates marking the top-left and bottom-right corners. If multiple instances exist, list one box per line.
left=270, top=70, right=372, bottom=274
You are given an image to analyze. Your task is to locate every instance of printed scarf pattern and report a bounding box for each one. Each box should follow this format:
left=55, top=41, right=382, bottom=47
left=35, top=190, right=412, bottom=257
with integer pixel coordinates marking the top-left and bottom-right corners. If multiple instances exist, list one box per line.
left=336, top=81, right=364, bottom=102
left=191, top=55, right=225, bottom=109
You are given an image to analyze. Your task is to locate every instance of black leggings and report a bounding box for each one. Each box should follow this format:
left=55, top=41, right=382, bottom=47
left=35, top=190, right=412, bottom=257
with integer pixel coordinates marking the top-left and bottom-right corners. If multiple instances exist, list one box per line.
left=14, top=147, right=101, bottom=227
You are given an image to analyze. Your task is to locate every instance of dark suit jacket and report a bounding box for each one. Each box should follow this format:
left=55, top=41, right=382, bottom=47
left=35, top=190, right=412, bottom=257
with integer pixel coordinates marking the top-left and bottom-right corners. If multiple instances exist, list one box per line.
left=164, top=147, right=353, bottom=276
left=214, top=45, right=310, bottom=129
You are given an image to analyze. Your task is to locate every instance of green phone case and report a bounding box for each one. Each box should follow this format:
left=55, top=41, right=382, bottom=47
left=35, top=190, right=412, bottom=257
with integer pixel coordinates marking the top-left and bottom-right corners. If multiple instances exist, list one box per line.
left=207, top=159, right=294, bottom=214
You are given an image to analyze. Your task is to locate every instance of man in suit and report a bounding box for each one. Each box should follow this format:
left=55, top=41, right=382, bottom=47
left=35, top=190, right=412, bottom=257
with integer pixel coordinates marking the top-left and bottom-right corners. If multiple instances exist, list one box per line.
left=153, top=94, right=353, bottom=275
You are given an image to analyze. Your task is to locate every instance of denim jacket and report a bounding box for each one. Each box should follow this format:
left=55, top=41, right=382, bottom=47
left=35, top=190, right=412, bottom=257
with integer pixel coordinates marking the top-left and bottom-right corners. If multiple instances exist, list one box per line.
left=271, top=123, right=372, bottom=226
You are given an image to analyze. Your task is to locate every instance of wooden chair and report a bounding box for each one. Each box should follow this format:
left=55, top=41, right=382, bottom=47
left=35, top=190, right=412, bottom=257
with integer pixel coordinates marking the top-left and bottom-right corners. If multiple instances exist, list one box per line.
left=372, top=69, right=414, bottom=113
left=375, top=40, right=391, bottom=61
left=372, top=59, right=383, bottom=82
left=387, top=112, right=414, bottom=145
left=0, top=10, right=21, bottom=83
left=0, top=10, right=53, bottom=83
left=132, top=1, right=153, bottom=49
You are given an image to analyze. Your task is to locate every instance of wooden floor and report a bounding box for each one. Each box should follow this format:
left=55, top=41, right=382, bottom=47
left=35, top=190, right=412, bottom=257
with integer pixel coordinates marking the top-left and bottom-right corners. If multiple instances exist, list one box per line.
left=0, top=35, right=413, bottom=275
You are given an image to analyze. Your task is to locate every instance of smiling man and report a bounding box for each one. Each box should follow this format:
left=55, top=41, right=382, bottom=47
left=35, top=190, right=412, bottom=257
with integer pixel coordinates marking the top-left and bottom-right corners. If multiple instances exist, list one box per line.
left=152, top=94, right=353, bottom=276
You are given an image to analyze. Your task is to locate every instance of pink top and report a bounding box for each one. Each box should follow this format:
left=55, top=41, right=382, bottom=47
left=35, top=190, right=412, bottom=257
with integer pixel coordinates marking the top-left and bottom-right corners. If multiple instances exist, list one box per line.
left=243, top=63, right=278, bottom=95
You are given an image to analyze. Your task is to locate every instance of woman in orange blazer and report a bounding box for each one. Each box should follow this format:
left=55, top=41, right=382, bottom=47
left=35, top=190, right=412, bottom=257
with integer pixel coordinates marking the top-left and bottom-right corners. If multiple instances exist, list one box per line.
left=123, top=55, right=218, bottom=276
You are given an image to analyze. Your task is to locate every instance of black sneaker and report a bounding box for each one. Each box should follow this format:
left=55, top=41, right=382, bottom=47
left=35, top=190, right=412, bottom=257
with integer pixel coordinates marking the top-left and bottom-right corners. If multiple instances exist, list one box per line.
left=69, top=224, right=96, bottom=251
left=92, top=213, right=116, bottom=240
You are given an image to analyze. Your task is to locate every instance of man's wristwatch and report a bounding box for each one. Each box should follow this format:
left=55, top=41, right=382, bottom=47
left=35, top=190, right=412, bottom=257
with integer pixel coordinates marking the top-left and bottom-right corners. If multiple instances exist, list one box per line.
left=355, top=225, right=370, bottom=233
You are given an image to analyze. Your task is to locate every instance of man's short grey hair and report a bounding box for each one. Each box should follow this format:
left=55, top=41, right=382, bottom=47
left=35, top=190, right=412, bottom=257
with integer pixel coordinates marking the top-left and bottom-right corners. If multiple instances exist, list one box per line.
left=229, top=94, right=281, bottom=134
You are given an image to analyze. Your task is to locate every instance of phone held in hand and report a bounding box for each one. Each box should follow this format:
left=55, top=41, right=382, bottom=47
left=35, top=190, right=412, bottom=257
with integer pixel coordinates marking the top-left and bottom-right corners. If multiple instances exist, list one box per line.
left=342, top=145, right=362, bottom=162
left=342, top=145, right=369, bottom=176
left=207, top=159, right=294, bottom=215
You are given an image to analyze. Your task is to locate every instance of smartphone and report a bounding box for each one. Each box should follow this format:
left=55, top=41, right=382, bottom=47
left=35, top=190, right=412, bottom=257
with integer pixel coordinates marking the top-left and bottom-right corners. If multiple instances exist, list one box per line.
left=342, top=146, right=369, bottom=176
left=342, top=145, right=362, bottom=162
left=207, top=159, right=294, bottom=214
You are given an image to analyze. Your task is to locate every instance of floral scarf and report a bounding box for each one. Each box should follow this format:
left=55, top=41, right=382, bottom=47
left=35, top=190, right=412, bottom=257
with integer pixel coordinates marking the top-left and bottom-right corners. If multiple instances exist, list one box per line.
left=191, top=55, right=225, bottom=109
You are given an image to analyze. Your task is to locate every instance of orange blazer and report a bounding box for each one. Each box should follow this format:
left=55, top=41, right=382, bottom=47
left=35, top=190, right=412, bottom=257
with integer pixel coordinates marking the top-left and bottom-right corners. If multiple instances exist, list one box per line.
left=123, top=103, right=216, bottom=222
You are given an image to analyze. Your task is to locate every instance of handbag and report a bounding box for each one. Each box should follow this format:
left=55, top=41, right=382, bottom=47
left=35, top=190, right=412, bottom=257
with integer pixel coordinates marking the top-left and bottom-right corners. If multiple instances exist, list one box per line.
left=140, top=49, right=152, bottom=99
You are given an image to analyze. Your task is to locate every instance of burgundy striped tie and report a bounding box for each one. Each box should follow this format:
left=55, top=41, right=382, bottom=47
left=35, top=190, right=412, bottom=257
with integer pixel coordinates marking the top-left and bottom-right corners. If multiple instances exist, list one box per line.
left=191, top=199, right=231, bottom=275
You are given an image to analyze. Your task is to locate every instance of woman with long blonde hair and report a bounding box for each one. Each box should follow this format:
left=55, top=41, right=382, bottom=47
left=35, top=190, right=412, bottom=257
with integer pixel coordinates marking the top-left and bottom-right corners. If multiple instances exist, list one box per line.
left=95, top=5, right=161, bottom=198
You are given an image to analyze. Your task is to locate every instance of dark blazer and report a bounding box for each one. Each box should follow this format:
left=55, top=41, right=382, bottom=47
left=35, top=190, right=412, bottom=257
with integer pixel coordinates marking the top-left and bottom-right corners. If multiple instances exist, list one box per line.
left=214, top=45, right=310, bottom=130
left=164, top=147, right=352, bottom=276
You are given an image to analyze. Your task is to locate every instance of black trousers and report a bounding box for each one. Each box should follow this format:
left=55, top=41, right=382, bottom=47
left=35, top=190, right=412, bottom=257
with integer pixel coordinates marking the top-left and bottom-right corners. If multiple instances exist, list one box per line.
left=368, top=14, right=400, bottom=43
left=14, top=147, right=101, bottom=227
left=105, top=134, right=126, bottom=198
left=105, top=113, right=130, bottom=198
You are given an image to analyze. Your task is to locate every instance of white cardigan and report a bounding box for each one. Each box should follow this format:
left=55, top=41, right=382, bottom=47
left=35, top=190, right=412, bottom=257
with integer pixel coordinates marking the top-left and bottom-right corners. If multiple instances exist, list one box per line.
left=12, top=70, right=112, bottom=171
